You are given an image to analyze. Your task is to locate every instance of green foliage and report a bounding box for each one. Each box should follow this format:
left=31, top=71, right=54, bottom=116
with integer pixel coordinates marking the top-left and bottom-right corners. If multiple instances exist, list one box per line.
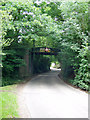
left=2, top=77, right=23, bottom=86
left=2, top=42, right=27, bottom=78
left=34, top=1, right=63, bottom=21
left=1, top=0, right=89, bottom=91
left=1, top=0, right=55, bottom=83
left=33, top=55, right=51, bottom=74
left=60, top=1, right=88, bottom=33
left=71, top=44, right=90, bottom=91
left=57, top=1, right=89, bottom=91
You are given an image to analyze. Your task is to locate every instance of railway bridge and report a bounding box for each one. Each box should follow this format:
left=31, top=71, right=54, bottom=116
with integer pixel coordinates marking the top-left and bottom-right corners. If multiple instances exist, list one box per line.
left=19, top=44, right=60, bottom=77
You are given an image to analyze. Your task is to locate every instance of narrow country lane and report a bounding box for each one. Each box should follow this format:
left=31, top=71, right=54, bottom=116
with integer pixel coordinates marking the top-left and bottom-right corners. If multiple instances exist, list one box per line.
left=18, top=68, right=88, bottom=118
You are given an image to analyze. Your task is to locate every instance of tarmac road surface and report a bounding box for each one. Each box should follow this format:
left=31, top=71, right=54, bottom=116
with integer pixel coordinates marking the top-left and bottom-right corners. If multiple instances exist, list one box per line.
left=19, top=68, right=88, bottom=118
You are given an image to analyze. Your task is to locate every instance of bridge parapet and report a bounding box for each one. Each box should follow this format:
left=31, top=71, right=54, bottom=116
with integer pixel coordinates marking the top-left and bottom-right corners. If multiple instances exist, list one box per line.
left=30, top=47, right=60, bottom=55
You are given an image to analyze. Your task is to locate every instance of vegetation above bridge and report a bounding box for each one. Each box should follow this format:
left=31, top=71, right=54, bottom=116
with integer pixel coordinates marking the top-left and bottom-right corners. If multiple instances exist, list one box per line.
left=1, top=0, right=89, bottom=91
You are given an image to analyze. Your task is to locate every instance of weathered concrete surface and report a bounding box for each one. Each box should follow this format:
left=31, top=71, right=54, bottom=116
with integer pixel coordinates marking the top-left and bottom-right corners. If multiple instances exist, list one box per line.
left=19, top=68, right=88, bottom=118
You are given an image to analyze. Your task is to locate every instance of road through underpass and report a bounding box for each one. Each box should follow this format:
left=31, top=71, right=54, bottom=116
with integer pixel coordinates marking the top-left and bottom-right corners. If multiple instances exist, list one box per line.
left=18, top=68, right=88, bottom=118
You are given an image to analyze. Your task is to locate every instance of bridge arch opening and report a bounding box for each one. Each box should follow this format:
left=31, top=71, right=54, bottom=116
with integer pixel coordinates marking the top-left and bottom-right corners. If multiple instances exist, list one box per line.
left=29, top=47, right=61, bottom=75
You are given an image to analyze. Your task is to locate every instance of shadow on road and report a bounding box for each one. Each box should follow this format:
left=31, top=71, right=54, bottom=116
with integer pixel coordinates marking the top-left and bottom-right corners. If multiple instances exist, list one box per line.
left=27, top=68, right=65, bottom=88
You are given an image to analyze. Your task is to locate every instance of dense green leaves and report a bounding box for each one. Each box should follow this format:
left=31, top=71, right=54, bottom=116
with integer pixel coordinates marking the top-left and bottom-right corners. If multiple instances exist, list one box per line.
left=1, top=0, right=89, bottom=91
left=33, top=55, right=51, bottom=74
left=57, top=1, right=89, bottom=91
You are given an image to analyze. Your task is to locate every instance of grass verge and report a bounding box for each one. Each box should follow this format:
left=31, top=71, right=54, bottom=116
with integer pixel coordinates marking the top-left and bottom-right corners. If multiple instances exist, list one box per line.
left=0, top=85, right=19, bottom=119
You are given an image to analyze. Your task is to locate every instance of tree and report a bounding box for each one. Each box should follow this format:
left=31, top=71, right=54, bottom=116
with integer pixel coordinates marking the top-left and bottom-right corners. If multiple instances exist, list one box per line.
left=1, top=0, right=89, bottom=90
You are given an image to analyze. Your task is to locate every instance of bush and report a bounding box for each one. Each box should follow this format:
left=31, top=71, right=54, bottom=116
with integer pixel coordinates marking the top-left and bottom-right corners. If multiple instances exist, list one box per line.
left=33, top=55, right=51, bottom=74
left=2, top=46, right=26, bottom=78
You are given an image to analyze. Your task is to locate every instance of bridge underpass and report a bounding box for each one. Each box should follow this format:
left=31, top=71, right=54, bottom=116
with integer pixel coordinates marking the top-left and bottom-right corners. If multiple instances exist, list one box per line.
left=29, top=47, right=61, bottom=74
left=19, top=46, right=60, bottom=77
